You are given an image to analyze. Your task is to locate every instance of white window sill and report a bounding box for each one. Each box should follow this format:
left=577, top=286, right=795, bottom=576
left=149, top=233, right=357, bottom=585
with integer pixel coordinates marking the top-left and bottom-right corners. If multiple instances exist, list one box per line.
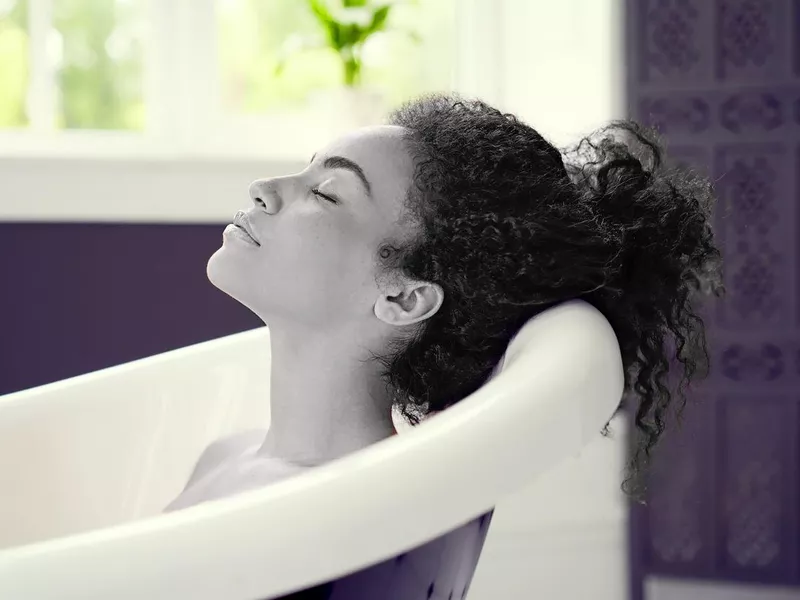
left=0, top=151, right=303, bottom=223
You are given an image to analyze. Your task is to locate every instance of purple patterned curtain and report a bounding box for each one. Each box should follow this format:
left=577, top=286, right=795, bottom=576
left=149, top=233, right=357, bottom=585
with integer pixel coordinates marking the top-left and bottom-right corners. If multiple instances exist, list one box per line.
left=626, top=0, right=800, bottom=597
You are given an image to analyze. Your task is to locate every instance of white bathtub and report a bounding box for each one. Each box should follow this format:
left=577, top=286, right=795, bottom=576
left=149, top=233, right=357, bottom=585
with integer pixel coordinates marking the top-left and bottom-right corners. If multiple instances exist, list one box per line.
left=0, top=300, right=623, bottom=599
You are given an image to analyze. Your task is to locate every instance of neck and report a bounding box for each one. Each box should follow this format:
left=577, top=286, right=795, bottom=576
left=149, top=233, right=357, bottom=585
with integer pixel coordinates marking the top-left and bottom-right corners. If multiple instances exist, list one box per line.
left=256, top=322, right=396, bottom=465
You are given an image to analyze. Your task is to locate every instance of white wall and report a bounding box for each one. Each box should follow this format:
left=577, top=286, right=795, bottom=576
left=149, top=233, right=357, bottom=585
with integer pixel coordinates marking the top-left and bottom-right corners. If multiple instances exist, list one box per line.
left=1, top=1, right=629, bottom=598
left=505, top=0, right=625, bottom=147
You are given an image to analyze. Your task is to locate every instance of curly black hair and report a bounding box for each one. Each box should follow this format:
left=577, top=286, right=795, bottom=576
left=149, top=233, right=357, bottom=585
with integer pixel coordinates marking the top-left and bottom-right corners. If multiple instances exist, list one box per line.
left=372, top=94, right=724, bottom=498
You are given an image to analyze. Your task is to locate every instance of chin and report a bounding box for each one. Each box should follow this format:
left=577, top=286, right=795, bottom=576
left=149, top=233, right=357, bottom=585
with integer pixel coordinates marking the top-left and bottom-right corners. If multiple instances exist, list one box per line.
left=206, top=247, right=248, bottom=302
left=206, top=247, right=270, bottom=322
left=206, top=246, right=227, bottom=290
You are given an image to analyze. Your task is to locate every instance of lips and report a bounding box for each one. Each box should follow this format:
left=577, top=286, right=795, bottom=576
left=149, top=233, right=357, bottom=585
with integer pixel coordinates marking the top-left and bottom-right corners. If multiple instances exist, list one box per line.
left=233, top=211, right=261, bottom=246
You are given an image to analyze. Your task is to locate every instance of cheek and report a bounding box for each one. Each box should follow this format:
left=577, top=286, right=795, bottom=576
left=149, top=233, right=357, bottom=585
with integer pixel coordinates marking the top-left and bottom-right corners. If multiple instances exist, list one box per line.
left=274, top=217, right=378, bottom=288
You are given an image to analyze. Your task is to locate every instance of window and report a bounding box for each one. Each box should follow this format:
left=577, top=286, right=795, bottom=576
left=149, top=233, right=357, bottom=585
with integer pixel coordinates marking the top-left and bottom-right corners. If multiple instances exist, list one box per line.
left=0, top=0, right=145, bottom=131
left=0, top=0, right=461, bottom=159
left=53, top=0, right=146, bottom=130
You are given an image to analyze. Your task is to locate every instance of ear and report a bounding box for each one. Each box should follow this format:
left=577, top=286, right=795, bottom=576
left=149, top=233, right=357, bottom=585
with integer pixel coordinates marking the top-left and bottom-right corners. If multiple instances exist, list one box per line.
left=374, top=281, right=444, bottom=327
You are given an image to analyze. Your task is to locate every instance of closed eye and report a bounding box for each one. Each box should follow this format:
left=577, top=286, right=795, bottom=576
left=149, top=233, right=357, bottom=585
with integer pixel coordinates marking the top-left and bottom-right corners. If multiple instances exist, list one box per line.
left=312, top=188, right=340, bottom=204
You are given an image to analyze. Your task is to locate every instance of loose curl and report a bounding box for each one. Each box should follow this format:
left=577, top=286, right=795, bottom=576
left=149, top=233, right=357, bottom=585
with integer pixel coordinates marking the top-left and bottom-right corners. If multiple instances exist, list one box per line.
left=374, top=94, right=724, bottom=498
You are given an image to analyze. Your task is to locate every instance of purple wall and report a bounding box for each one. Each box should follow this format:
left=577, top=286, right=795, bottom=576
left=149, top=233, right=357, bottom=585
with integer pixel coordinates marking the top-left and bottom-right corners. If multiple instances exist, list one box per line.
left=0, top=223, right=261, bottom=396
left=627, top=0, right=800, bottom=597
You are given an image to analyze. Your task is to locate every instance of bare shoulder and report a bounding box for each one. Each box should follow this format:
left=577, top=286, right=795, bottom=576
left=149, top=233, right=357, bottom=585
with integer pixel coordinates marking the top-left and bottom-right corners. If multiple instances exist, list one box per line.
left=185, top=429, right=267, bottom=488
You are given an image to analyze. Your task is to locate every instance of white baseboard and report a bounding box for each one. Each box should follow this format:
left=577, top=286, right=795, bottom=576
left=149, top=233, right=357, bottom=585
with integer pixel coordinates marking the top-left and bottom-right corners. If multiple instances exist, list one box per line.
left=646, top=577, right=800, bottom=600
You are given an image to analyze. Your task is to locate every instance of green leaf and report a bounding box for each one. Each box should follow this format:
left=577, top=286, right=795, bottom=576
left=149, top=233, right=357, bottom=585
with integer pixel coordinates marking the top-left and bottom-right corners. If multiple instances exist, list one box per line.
left=349, top=4, right=391, bottom=45
left=343, top=0, right=369, bottom=7
left=328, top=21, right=345, bottom=50
left=340, top=22, right=364, bottom=48
left=366, top=4, right=391, bottom=35
left=306, top=0, right=333, bottom=23
left=306, top=0, right=347, bottom=50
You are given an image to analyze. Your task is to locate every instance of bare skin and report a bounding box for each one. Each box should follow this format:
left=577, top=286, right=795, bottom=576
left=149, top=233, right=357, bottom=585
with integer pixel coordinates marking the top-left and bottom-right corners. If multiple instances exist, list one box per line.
left=165, top=126, right=442, bottom=512
left=164, top=430, right=290, bottom=512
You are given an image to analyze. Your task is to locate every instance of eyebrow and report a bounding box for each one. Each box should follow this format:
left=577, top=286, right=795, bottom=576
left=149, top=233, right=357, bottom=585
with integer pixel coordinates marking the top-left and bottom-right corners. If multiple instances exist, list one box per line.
left=310, top=153, right=372, bottom=197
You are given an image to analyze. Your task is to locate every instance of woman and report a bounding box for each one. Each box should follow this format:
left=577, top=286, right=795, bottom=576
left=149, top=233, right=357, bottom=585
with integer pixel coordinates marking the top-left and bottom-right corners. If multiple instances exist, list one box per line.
left=165, top=94, right=723, bottom=512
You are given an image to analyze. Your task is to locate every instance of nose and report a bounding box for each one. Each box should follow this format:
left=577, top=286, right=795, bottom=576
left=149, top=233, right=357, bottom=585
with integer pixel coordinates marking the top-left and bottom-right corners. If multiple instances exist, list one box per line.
left=249, top=178, right=282, bottom=214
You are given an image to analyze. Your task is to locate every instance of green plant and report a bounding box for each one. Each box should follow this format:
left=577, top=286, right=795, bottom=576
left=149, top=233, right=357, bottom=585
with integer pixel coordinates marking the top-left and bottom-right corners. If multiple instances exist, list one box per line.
left=276, top=0, right=419, bottom=88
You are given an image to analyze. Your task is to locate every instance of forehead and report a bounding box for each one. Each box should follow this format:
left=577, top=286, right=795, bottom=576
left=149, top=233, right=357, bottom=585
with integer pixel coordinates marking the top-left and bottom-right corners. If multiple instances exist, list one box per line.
left=319, top=125, right=414, bottom=200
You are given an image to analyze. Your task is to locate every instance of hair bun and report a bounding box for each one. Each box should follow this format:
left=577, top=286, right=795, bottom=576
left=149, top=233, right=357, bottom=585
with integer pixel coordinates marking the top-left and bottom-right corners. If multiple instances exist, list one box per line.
left=563, top=122, right=718, bottom=302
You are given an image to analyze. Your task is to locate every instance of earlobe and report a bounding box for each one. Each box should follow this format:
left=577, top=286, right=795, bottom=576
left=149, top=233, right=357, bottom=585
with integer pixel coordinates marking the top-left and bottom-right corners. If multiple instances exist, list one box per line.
left=374, top=283, right=444, bottom=326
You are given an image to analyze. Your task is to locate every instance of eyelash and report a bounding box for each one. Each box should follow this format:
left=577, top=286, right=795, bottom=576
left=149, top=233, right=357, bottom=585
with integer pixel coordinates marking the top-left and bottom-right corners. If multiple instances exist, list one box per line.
left=311, top=188, right=339, bottom=204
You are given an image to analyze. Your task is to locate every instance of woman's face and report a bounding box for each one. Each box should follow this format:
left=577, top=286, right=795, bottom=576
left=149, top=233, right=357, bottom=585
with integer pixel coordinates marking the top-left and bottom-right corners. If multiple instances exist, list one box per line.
left=207, top=125, right=416, bottom=330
